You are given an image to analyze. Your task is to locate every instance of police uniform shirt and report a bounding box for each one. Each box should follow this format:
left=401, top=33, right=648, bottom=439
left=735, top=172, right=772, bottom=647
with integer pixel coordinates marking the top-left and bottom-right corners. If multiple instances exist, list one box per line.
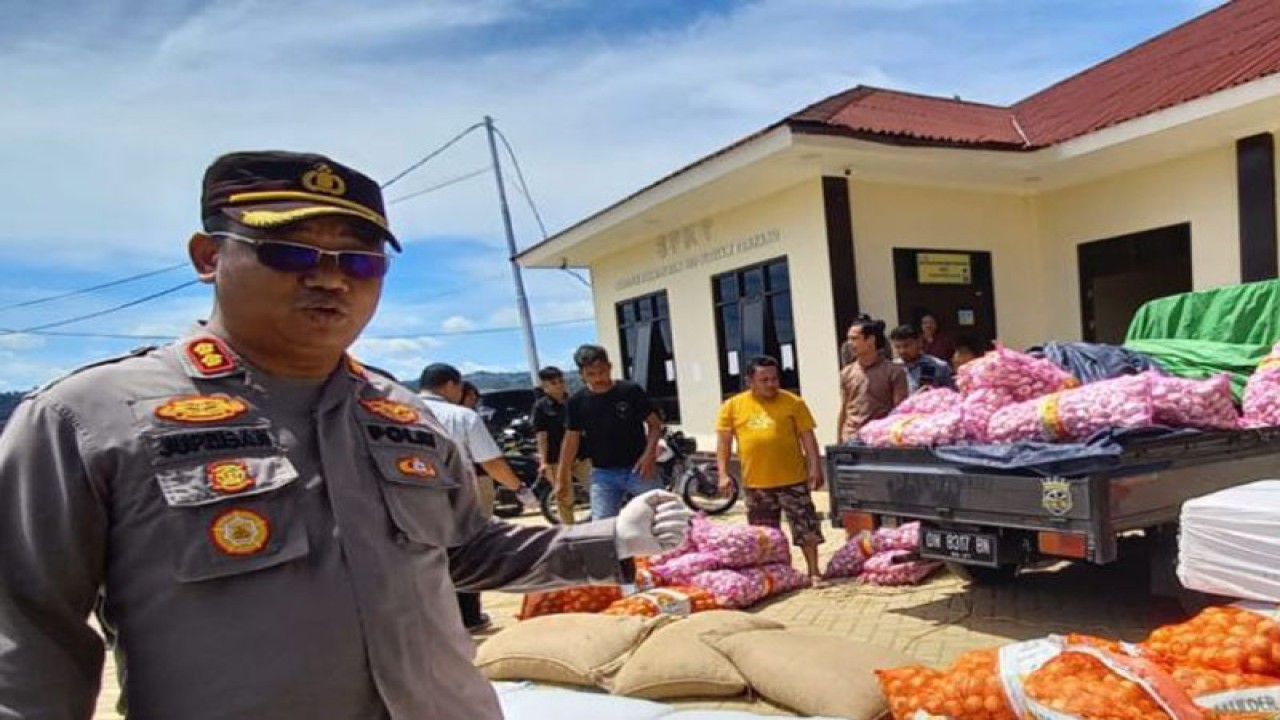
left=0, top=331, right=625, bottom=720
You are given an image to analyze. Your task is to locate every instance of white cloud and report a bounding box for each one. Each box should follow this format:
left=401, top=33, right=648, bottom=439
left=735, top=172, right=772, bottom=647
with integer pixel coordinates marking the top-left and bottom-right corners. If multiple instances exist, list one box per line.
left=350, top=335, right=445, bottom=381
left=441, top=315, right=474, bottom=333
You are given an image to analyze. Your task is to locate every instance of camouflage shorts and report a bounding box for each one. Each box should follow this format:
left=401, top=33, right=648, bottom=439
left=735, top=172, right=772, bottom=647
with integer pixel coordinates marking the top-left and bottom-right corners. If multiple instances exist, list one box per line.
left=745, top=483, right=825, bottom=547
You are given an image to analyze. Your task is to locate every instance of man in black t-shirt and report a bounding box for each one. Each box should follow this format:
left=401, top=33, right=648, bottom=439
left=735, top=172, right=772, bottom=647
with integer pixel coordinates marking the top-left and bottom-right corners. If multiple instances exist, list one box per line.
left=531, top=366, right=591, bottom=524
left=557, top=345, right=663, bottom=520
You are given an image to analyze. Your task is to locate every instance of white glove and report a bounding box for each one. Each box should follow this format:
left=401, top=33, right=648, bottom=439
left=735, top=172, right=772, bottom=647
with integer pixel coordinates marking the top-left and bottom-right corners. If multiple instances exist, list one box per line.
left=614, top=490, right=694, bottom=558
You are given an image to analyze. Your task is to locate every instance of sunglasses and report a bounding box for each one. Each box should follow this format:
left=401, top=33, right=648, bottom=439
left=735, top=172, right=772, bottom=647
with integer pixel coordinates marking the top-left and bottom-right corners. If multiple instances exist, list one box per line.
left=211, top=231, right=390, bottom=280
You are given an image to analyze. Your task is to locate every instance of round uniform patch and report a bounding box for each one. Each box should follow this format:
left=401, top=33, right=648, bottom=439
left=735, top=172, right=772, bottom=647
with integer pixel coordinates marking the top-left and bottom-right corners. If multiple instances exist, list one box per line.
left=396, top=455, right=437, bottom=479
left=360, top=398, right=420, bottom=424
left=155, top=395, right=249, bottom=424
left=209, top=509, right=271, bottom=556
left=206, top=460, right=256, bottom=494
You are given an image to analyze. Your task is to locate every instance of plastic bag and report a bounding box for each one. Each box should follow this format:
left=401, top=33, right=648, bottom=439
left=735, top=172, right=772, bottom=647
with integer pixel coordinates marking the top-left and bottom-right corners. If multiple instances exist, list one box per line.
left=859, top=411, right=966, bottom=448
left=1146, top=372, right=1239, bottom=431
left=986, top=374, right=1153, bottom=444
left=601, top=586, right=718, bottom=617
left=873, top=522, right=922, bottom=553
left=957, top=345, right=1078, bottom=402
left=1243, top=345, right=1280, bottom=428
left=519, top=585, right=624, bottom=619
left=878, top=648, right=1016, bottom=720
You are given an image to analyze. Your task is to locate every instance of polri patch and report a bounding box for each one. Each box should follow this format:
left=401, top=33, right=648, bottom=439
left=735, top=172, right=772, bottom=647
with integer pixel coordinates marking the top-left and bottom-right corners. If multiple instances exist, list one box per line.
left=396, top=455, right=438, bottom=479
left=206, top=459, right=256, bottom=494
left=360, top=398, right=420, bottom=424
left=183, top=336, right=239, bottom=377
left=209, top=508, right=271, bottom=556
left=155, top=395, right=250, bottom=424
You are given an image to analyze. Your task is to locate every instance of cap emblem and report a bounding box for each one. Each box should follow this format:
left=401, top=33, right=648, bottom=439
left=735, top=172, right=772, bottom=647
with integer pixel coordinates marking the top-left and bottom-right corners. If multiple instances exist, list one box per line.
left=301, top=164, right=347, bottom=197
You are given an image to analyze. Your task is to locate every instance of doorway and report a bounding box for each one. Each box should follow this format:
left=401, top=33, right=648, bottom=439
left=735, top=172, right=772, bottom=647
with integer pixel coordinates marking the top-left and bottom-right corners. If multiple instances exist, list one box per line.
left=1077, top=224, right=1192, bottom=344
left=893, top=249, right=997, bottom=353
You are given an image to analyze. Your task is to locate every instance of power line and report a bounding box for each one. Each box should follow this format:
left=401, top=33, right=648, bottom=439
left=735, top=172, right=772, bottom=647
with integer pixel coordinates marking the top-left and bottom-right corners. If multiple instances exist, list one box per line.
left=0, top=262, right=188, bottom=312
left=381, top=122, right=486, bottom=190
left=4, top=280, right=202, bottom=335
left=387, top=167, right=491, bottom=205
left=494, top=125, right=591, bottom=289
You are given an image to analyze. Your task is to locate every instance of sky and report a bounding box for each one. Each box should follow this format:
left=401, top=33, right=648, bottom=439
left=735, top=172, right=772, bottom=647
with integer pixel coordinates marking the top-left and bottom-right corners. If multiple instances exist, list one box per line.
left=0, top=0, right=1222, bottom=389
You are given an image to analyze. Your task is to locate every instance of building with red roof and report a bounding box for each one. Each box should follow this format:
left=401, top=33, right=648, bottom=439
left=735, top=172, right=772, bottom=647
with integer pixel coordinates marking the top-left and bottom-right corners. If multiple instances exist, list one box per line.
left=519, top=0, right=1280, bottom=443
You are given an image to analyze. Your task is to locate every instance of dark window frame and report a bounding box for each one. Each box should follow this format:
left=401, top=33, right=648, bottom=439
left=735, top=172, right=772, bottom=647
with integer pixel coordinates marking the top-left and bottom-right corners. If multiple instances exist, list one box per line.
left=615, top=290, right=680, bottom=423
left=712, top=256, right=800, bottom=398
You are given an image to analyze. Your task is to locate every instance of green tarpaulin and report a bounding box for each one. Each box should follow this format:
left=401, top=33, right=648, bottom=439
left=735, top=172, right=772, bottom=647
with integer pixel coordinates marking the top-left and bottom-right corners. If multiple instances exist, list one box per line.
left=1124, top=279, right=1280, bottom=399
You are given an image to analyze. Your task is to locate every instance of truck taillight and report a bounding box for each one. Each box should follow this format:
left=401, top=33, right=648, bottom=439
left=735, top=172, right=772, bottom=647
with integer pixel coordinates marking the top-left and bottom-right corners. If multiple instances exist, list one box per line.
left=1038, top=531, right=1088, bottom=559
left=840, top=510, right=877, bottom=535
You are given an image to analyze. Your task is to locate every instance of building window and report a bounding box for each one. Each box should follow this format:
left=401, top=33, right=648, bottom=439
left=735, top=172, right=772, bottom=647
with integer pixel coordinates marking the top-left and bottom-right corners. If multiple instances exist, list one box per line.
left=616, top=291, right=680, bottom=423
left=713, top=257, right=799, bottom=397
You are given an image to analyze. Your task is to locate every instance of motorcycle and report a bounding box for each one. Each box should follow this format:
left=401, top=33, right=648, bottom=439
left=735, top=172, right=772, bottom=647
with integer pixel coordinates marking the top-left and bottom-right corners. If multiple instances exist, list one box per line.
left=536, top=427, right=740, bottom=524
left=490, top=416, right=542, bottom=519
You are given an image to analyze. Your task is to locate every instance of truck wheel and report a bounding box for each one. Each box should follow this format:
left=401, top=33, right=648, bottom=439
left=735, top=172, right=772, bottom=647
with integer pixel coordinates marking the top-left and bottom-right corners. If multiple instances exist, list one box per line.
left=946, top=562, right=1019, bottom=585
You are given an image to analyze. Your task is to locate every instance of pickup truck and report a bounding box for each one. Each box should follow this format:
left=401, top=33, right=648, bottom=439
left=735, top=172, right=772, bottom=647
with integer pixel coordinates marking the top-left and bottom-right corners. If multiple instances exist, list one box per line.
left=825, top=428, right=1280, bottom=597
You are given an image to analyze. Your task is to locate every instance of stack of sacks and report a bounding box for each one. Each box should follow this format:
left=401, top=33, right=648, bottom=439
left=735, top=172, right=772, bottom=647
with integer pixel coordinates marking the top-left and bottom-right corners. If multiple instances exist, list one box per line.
left=1244, top=342, right=1280, bottom=428
left=858, top=412, right=966, bottom=448
left=986, top=374, right=1153, bottom=444
left=823, top=522, right=940, bottom=586
left=877, top=602, right=1280, bottom=720
left=893, top=388, right=962, bottom=415
left=644, top=515, right=809, bottom=610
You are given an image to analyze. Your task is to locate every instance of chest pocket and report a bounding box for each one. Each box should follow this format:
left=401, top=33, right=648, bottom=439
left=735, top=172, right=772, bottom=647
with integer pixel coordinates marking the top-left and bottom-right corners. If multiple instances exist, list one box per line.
left=368, top=445, right=462, bottom=549
left=154, top=454, right=309, bottom=582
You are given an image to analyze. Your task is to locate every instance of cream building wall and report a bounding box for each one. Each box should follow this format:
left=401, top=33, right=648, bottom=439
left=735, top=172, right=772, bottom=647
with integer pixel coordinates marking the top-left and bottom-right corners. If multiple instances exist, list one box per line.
left=846, top=181, right=1046, bottom=350
left=1034, top=144, right=1241, bottom=340
left=588, top=180, right=843, bottom=448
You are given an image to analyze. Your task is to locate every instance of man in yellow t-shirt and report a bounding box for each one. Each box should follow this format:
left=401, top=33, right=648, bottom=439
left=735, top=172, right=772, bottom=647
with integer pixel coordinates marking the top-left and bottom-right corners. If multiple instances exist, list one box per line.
left=716, top=355, right=826, bottom=580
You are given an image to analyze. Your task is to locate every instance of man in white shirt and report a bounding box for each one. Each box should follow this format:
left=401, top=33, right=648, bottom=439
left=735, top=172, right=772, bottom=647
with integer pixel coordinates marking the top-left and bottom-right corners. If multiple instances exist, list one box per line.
left=419, top=362, right=534, bottom=632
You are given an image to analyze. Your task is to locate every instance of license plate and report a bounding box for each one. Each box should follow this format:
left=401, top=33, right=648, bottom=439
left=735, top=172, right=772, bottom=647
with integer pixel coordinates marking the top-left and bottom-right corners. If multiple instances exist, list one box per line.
left=921, top=527, right=999, bottom=567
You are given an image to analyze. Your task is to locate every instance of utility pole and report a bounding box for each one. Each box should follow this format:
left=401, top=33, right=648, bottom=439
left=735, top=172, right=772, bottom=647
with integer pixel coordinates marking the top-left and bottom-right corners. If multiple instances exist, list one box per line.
left=484, top=115, right=541, bottom=386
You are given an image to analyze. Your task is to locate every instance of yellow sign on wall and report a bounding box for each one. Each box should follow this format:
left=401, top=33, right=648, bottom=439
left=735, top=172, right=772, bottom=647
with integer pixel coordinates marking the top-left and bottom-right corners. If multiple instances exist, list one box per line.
left=917, top=252, right=972, bottom=285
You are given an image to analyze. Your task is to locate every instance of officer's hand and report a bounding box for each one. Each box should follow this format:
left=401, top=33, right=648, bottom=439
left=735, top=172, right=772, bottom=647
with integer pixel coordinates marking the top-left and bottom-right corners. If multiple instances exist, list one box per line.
left=614, top=490, right=693, bottom=558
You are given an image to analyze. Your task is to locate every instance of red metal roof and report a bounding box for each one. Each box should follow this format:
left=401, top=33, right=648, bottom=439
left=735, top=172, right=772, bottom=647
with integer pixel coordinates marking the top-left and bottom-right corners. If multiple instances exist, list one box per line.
left=790, top=0, right=1280, bottom=150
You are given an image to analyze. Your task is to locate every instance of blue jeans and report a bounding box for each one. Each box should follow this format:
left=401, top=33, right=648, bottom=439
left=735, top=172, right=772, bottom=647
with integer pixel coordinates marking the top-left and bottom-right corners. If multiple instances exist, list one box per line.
left=590, top=466, right=662, bottom=520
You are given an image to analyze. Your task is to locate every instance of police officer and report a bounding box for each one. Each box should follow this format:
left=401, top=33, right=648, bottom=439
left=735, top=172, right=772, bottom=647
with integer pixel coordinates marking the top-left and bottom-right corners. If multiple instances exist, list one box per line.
left=0, top=151, right=693, bottom=719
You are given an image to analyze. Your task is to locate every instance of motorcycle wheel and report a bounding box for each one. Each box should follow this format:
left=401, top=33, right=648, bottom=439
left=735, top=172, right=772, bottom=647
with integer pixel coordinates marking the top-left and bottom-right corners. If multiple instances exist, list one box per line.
left=538, top=482, right=593, bottom=525
left=680, top=466, right=739, bottom=515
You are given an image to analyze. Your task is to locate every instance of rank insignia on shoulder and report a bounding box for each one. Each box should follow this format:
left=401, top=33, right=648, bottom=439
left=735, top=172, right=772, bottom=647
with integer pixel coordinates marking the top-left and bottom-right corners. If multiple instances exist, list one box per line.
left=396, top=455, right=437, bottom=479
left=360, top=398, right=420, bottom=425
left=182, top=335, right=240, bottom=378
left=207, top=460, right=256, bottom=494
left=155, top=395, right=250, bottom=424
left=209, top=508, right=271, bottom=556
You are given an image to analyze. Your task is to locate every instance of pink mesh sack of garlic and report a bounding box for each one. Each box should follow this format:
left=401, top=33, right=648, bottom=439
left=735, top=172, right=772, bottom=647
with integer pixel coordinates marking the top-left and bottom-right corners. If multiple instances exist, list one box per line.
left=1244, top=344, right=1280, bottom=428
left=648, top=551, right=723, bottom=586
left=691, top=563, right=809, bottom=608
left=691, top=521, right=791, bottom=569
left=957, top=345, right=1077, bottom=402
left=892, top=387, right=962, bottom=416
left=823, top=532, right=873, bottom=579
left=861, top=550, right=941, bottom=586
left=1144, top=371, right=1239, bottom=430
left=857, top=411, right=966, bottom=447
left=960, top=388, right=1015, bottom=443
left=986, top=374, right=1153, bottom=444
left=872, top=521, right=922, bottom=552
